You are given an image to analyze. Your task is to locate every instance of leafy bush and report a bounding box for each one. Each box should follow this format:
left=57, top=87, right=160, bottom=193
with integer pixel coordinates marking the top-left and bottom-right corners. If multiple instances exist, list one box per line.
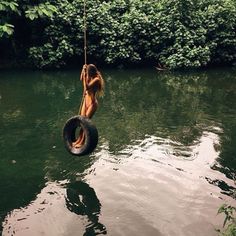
left=1, top=0, right=236, bottom=69
left=157, top=0, right=211, bottom=69
left=202, top=0, right=236, bottom=65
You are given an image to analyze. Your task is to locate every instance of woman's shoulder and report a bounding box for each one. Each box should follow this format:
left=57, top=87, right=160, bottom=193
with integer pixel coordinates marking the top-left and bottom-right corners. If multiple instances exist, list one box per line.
left=93, top=75, right=102, bottom=83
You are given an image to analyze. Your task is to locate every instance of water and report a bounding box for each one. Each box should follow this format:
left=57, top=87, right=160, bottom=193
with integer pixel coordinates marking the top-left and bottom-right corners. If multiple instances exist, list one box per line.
left=0, top=68, right=235, bottom=236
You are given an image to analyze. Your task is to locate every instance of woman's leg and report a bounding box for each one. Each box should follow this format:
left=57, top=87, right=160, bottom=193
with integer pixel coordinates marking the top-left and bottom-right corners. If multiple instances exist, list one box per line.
left=86, top=101, right=98, bottom=119
left=72, top=100, right=86, bottom=147
left=73, top=102, right=98, bottom=148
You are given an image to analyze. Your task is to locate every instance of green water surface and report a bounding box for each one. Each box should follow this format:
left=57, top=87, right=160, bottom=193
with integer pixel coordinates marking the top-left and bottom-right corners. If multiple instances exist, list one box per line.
left=0, top=68, right=235, bottom=236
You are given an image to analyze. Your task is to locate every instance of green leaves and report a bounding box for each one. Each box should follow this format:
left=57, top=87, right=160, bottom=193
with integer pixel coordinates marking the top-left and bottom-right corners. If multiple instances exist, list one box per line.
left=0, top=1, right=20, bottom=37
left=0, top=23, right=14, bottom=37
left=0, top=1, right=19, bottom=13
left=25, top=2, right=58, bottom=20
left=0, top=1, right=58, bottom=40
left=202, top=0, right=236, bottom=65
left=1, top=0, right=236, bottom=69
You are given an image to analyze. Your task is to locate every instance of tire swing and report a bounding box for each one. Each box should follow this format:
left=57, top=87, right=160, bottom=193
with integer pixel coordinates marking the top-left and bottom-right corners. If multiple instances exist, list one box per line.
left=62, top=0, right=98, bottom=156
left=63, top=115, right=98, bottom=156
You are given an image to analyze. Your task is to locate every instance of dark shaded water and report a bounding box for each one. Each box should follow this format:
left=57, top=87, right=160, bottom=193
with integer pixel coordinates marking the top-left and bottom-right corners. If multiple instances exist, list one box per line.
left=0, top=68, right=235, bottom=236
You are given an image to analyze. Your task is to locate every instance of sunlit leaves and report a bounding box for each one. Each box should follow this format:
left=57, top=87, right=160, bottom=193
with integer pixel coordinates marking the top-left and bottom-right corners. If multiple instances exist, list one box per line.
left=0, top=1, right=19, bottom=37
left=25, top=2, right=58, bottom=20
left=0, top=23, right=14, bottom=37
left=0, top=1, right=19, bottom=13
left=0, top=1, right=57, bottom=39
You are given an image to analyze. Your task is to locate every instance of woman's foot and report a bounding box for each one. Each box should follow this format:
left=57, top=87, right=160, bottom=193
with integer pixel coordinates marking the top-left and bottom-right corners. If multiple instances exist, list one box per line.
left=72, top=141, right=82, bottom=148
left=72, top=139, right=85, bottom=148
left=74, top=143, right=83, bottom=148
left=72, top=133, right=85, bottom=148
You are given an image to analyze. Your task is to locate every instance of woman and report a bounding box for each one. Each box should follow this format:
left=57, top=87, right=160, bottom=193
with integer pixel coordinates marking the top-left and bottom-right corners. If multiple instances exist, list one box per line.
left=73, top=64, right=104, bottom=148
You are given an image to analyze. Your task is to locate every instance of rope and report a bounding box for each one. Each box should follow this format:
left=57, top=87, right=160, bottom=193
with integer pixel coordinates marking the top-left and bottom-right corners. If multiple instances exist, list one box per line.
left=79, top=0, right=87, bottom=115
left=83, top=0, right=87, bottom=65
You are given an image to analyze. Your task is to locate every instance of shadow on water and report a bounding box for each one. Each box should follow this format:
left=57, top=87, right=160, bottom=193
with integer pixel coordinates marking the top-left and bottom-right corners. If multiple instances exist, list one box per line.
left=0, top=68, right=236, bottom=235
left=1, top=179, right=107, bottom=236
left=65, top=181, right=107, bottom=235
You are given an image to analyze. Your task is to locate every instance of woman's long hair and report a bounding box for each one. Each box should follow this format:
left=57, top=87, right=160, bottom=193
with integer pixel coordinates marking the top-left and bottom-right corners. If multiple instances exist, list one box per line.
left=87, top=64, right=104, bottom=98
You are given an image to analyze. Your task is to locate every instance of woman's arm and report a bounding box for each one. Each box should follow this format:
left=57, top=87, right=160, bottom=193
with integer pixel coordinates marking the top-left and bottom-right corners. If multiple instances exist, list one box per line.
left=86, top=77, right=100, bottom=90
left=80, top=65, right=87, bottom=93
left=80, top=65, right=86, bottom=81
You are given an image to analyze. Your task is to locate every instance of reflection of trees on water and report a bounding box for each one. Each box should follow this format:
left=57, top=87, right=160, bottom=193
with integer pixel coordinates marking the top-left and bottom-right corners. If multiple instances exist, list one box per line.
left=33, top=73, right=78, bottom=101
left=1, top=69, right=235, bottom=169
left=100, top=70, right=211, bottom=150
left=205, top=177, right=236, bottom=199
left=65, top=181, right=107, bottom=236
left=100, top=69, right=236, bottom=178
left=1, top=71, right=81, bottom=145
left=0, top=73, right=47, bottom=233
left=212, top=121, right=236, bottom=182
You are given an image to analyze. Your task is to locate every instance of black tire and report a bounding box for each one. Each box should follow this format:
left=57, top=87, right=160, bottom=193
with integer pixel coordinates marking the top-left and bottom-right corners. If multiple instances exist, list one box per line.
left=63, top=115, right=98, bottom=156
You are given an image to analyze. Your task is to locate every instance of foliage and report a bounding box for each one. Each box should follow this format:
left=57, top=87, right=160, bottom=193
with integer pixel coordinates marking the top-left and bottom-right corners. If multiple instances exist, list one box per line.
left=202, top=0, right=236, bottom=65
left=0, top=0, right=19, bottom=37
left=25, top=2, right=57, bottom=20
left=0, top=0, right=57, bottom=38
left=157, top=0, right=211, bottom=68
left=1, top=0, right=236, bottom=69
left=0, top=23, right=14, bottom=37
left=218, top=204, right=236, bottom=236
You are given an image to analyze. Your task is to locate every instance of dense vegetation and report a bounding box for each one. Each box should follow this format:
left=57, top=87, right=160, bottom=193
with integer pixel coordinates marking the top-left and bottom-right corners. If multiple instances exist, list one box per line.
left=1, top=0, right=236, bottom=69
